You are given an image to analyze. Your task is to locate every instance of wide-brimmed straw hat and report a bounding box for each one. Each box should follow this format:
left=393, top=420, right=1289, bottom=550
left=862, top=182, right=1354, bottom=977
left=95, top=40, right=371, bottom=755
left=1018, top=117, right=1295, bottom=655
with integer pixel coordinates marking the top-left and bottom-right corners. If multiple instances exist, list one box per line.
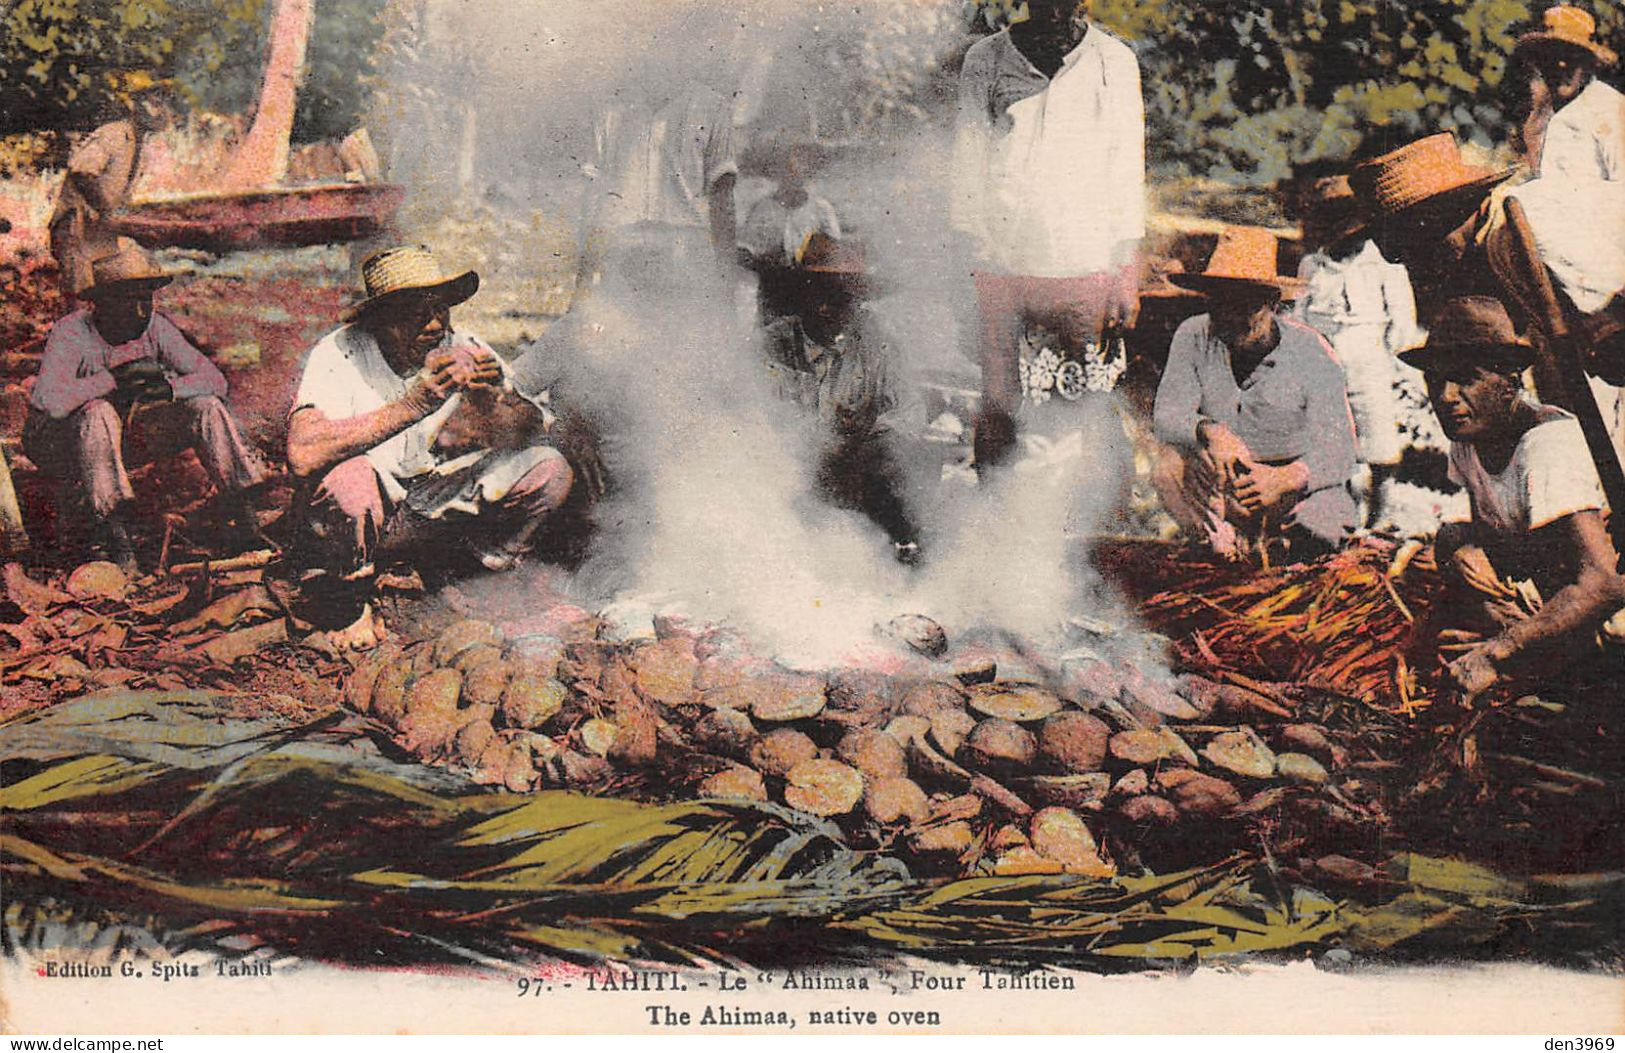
left=80, top=239, right=172, bottom=300
left=1515, top=5, right=1617, bottom=67
left=1398, top=296, right=1535, bottom=373
left=343, top=246, right=479, bottom=322
left=1350, top=133, right=1514, bottom=229
left=1169, top=226, right=1305, bottom=298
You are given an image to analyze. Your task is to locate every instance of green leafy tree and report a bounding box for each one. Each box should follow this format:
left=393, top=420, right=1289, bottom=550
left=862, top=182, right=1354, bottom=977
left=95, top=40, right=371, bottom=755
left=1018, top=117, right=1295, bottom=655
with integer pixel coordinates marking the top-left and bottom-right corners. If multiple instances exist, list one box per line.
left=0, top=0, right=387, bottom=143
left=967, top=0, right=1625, bottom=182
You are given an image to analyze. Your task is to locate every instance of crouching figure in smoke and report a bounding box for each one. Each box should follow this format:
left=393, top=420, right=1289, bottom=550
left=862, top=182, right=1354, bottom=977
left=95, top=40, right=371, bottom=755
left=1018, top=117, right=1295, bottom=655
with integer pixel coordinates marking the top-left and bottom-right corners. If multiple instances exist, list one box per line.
left=758, top=235, right=920, bottom=557
left=285, top=247, right=574, bottom=649
left=1401, top=296, right=1625, bottom=704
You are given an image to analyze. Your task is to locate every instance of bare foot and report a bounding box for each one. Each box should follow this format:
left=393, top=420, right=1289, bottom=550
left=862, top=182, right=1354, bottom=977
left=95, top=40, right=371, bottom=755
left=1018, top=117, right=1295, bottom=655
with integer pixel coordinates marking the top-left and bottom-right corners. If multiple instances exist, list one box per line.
left=308, top=602, right=388, bottom=654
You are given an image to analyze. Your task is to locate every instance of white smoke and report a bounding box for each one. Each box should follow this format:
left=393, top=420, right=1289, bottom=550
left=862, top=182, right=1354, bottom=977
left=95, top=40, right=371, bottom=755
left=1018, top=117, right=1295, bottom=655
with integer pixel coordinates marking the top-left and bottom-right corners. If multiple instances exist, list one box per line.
left=376, top=0, right=1146, bottom=667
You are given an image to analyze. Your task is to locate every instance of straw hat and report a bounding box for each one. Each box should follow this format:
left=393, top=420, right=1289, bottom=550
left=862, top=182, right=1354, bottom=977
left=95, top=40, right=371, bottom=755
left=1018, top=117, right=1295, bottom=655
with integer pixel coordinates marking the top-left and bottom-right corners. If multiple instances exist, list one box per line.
left=1515, top=5, right=1617, bottom=67
left=798, top=232, right=867, bottom=276
left=1168, top=226, right=1305, bottom=297
left=80, top=239, right=172, bottom=300
left=343, top=246, right=479, bottom=322
left=1397, top=296, right=1534, bottom=373
left=1349, top=133, right=1514, bottom=229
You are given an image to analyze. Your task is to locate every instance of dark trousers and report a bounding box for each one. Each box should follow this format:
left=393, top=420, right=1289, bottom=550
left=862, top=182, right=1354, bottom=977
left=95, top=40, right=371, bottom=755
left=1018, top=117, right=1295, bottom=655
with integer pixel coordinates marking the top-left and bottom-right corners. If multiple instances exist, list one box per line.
left=23, top=396, right=265, bottom=519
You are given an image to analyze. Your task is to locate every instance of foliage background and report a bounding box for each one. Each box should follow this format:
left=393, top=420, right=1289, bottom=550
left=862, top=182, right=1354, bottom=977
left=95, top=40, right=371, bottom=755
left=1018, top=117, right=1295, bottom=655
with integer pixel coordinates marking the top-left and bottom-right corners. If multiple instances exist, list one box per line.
left=0, top=0, right=387, bottom=142
left=4, top=1, right=1625, bottom=183
left=971, top=0, right=1625, bottom=182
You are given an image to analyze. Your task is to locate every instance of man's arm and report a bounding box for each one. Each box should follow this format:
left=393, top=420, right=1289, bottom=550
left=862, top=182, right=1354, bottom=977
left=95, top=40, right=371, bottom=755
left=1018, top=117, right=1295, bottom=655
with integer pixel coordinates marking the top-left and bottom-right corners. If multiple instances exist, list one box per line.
left=1106, top=45, right=1146, bottom=326
left=1233, top=341, right=1355, bottom=512
left=708, top=172, right=737, bottom=258
left=1450, top=509, right=1625, bottom=701
left=149, top=313, right=227, bottom=401
left=1493, top=510, right=1625, bottom=662
left=32, top=325, right=117, bottom=420
left=1152, top=321, right=1206, bottom=449
left=285, top=357, right=464, bottom=479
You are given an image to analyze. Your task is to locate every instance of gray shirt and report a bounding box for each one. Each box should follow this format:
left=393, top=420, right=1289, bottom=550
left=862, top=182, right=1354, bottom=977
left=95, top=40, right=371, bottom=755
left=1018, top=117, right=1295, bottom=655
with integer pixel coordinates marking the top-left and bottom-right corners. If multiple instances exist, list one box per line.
left=1154, top=312, right=1358, bottom=540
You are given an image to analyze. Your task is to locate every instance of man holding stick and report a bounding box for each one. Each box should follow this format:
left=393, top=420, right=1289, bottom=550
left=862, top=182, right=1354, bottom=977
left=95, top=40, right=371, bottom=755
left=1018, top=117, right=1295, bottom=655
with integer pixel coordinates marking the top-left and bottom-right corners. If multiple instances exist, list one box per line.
left=1353, top=132, right=1625, bottom=558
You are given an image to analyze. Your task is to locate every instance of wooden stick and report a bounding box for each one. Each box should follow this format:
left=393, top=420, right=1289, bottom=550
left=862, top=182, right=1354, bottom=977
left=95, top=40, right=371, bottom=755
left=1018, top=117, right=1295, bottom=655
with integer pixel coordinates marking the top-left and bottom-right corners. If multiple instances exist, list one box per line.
left=164, top=548, right=277, bottom=577
left=1498, top=200, right=1625, bottom=559
left=1483, top=750, right=1608, bottom=789
left=0, top=444, right=29, bottom=555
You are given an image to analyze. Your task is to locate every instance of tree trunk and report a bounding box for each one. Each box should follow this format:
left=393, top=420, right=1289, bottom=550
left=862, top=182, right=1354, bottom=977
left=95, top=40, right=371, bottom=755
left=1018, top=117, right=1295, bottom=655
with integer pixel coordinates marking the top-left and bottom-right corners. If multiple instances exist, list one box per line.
left=221, top=0, right=314, bottom=191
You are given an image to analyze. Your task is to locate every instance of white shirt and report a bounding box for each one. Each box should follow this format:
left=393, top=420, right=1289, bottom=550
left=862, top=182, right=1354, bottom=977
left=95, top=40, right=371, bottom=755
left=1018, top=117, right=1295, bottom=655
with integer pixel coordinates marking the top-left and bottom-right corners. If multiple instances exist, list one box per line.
left=586, top=85, right=739, bottom=234
left=1537, top=78, right=1625, bottom=183
left=1447, top=405, right=1607, bottom=534
left=294, top=324, right=539, bottom=504
left=950, top=24, right=1146, bottom=277
left=1513, top=79, right=1625, bottom=314
left=1294, top=240, right=1423, bottom=345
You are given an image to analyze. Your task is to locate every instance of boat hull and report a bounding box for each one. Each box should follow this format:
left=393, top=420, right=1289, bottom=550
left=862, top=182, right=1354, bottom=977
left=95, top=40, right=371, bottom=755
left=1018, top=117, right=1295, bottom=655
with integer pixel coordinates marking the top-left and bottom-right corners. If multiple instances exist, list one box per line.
left=111, top=183, right=404, bottom=252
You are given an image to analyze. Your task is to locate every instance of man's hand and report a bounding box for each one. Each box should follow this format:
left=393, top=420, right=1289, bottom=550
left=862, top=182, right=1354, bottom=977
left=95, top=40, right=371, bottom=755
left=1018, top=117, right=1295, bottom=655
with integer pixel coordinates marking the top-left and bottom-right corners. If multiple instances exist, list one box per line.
left=111, top=359, right=173, bottom=403
left=1446, top=638, right=1509, bottom=706
left=408, top=346, right=492, bottom=411
left=459, top=344, right=505, bottom=388
left=1451, top=543, right=1519, bottom=601
left=1233, top=460, right=1308, bottom=514
left=434, top=387, right=548, bottom=454
left=1576, top=305, right=1625, bottom=385
left=551, top=407, right=607, bottom=501
left=1195, top=420, right=1252, bottom=488
left=1105, top=270, right=1141, bottom=330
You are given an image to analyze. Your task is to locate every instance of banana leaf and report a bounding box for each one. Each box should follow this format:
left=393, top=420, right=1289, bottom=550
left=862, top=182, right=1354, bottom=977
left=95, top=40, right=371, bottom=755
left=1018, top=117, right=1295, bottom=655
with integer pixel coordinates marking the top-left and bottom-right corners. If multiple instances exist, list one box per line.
left=8, top=691, right=1612, bottom=971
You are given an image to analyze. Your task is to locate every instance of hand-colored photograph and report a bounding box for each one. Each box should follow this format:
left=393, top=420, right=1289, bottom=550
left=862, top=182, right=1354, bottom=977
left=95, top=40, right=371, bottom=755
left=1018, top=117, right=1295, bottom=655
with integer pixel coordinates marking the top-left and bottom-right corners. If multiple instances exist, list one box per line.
left=1, top=0, right=1621, bottom=1036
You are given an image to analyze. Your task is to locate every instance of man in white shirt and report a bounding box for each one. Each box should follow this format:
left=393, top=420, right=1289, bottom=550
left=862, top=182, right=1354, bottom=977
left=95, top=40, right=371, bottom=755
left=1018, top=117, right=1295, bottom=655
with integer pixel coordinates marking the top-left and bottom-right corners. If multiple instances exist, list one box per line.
left=950, top=0, right=1145, bottom=469
left=1506, top=6, right=1625, bottom=463
left=1399, top=296, right=1625, bottom=703
left=286, top=247, right=573, bottom=647
left=579, top=81, right=740, bottom=290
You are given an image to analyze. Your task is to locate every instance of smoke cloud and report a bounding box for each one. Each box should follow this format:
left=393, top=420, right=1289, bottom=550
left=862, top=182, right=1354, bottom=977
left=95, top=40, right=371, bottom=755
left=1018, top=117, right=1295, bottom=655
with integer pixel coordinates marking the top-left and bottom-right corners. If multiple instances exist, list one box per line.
left=375, top=0, right=1146, bottom=667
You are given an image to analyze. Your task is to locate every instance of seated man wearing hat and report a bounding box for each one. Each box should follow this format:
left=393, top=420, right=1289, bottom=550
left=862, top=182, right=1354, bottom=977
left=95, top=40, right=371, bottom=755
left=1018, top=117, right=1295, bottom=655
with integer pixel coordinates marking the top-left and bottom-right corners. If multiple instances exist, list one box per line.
left=1401, top=296, right=1625, bottom=703
left=1351, top=133, right=1516, bottom=320
left=286, top=247, right=573, bottom=644
left=24, top=241, right=266, bottom=571
left=1152, top=227, right=1359, bottom=559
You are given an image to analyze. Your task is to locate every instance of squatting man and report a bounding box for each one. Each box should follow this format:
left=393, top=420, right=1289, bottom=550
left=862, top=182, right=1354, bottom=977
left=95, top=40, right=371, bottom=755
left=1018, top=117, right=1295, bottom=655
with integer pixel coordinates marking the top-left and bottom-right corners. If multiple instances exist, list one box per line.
left=285, top=246, right=575, bottom=650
